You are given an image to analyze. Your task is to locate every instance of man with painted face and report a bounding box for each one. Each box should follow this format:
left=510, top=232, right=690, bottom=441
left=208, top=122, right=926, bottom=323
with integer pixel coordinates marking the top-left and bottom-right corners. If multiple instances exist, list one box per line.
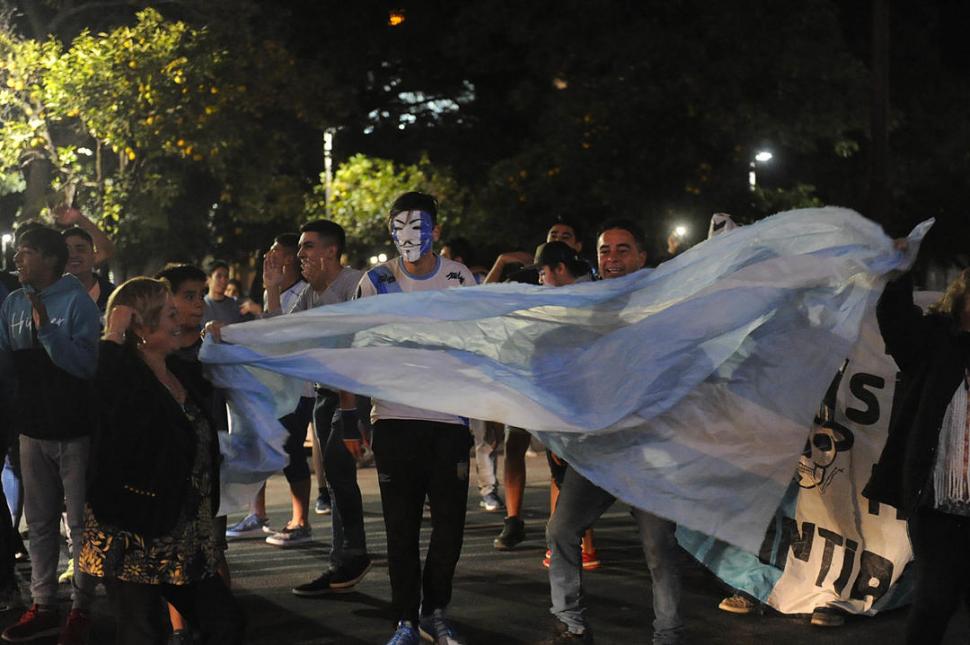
left=542, top=219, right=684, bottom=645
left=356, top=192, right=475, bottom=645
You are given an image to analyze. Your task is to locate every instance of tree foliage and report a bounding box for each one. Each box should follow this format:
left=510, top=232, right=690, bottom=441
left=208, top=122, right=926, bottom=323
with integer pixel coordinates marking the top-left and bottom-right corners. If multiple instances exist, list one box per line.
left=1, top=1, right=967, bottom=269
left=0, top=6, right=313, bottom=267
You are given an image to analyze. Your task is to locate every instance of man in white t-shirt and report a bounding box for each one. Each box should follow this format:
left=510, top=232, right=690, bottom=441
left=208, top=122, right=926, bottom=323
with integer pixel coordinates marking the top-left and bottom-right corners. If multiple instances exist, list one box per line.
left=356, top=192, right=475, bottom=645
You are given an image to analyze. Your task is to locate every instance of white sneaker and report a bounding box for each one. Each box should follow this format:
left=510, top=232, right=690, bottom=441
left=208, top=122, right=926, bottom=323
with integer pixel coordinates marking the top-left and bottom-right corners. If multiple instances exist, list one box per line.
left=718, top=593, right=760, bottom=614
left=478, top=492, right=503, bottom=512
left=265, top=524, right=312, bottom=548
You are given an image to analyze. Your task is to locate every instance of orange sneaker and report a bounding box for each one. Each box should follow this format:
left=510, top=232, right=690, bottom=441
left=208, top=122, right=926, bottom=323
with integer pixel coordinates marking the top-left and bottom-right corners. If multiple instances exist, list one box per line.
left=542, top=549, right=601, bottom=570
left=57, top=609, right=91, bottom=645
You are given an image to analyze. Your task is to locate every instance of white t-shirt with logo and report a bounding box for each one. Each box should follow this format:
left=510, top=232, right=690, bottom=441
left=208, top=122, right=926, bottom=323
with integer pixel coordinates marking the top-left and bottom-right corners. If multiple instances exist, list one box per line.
left=356, top=255, right=475, bottom=425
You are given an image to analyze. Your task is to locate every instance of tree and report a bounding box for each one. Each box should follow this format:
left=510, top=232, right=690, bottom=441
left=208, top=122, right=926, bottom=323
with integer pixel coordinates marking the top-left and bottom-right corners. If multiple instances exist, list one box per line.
left=0, top=7, right=316, bottom=269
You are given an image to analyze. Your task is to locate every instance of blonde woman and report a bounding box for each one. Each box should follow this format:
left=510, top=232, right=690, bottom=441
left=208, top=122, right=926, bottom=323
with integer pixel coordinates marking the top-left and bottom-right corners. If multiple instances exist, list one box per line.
left=79, top=277, right=243, bottom=644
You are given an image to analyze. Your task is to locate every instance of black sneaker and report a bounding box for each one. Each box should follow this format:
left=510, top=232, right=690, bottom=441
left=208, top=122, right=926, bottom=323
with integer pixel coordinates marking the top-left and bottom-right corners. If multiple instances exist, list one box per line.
left=493, top=516, right=526, bottom=551
left=291, top=557, right=372, bottom=596
left=314, top=493, right=332, bottom=515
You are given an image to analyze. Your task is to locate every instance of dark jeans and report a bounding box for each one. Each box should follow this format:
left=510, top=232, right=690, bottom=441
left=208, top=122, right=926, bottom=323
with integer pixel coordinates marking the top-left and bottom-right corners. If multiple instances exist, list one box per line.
left=104, top=576, right=244, bottom=645
left=280, top=396, right=314, bottom=484
left=313, top=389, right=367, bottom=567
left=906, top=507, right=970, bottom=645
left=371, top=420, right=472, bottom=623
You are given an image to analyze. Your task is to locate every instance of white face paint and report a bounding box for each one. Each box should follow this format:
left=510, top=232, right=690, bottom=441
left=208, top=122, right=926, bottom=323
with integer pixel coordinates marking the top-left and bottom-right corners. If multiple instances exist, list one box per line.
left=390, top=210, right=433, bottom=262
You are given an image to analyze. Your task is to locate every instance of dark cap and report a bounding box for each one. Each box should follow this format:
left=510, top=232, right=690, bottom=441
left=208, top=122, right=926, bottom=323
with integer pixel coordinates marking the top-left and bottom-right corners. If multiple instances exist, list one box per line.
left=529, top=241, right=590, bottom=277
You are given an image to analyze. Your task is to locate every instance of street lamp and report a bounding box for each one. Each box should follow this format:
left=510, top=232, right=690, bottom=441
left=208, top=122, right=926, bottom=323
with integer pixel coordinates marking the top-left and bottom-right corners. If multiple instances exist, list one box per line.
left=749, top=150, right=773, bottom=191
left=1, top=233, right=12, bottom=271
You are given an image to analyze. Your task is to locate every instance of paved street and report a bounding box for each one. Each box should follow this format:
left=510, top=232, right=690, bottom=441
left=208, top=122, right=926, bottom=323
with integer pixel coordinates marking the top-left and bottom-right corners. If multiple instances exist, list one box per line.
left=4, top=452, right=968, bottom=644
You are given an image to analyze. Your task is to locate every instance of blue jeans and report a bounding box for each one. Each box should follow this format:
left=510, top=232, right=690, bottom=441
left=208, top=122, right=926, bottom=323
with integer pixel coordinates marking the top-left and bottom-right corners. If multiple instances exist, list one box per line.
left=469, top=419, right=499, bottom=497
left=2, top=443, right=22, bottom=528
left=546, top=466, right=683, bottom=644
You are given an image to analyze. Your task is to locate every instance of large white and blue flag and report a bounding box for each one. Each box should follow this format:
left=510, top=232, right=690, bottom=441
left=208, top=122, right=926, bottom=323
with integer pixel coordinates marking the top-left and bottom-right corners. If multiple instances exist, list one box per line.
left=201, top=207, right=930, bottom=553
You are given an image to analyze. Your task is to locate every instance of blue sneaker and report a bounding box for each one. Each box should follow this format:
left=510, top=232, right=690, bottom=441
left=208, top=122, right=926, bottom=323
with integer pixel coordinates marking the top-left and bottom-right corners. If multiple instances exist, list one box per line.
left=225, top=513, right=271, bottom=540
left=386, top=620, right=421, bottom=645
left=419, top=609, right=463, bottom=644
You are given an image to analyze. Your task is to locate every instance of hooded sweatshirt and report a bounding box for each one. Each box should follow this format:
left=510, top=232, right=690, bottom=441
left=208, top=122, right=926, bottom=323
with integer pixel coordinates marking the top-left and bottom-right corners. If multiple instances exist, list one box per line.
left=0, top=273, right=100, bottom=440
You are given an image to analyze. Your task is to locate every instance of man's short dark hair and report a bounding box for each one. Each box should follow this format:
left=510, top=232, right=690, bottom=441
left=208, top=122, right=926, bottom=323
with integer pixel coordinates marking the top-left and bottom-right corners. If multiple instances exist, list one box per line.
left=443, top=237, right=473, bottom=265
left=61, top=227, right=94, bottom=247
left=18, top=226, right=68, bottom=276
left=598, top=218, right=646, bottom=252
left=274, top=233, right=300, bottom=252
left=157, top=263, right=207, bottom=292
left=550, top=215, right=583, bottom=241
left=299, top=220, right=346, bottom=257
left=389, top=191, right=438, bottom=226
left=14, top=220, right=45, bottom=243
left=207, top=259, right=229, bottom=275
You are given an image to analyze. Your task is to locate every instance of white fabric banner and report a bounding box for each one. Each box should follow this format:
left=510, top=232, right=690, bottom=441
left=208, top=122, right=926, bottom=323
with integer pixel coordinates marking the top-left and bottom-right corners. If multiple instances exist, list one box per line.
left=680, top=293, right=941, bottom=614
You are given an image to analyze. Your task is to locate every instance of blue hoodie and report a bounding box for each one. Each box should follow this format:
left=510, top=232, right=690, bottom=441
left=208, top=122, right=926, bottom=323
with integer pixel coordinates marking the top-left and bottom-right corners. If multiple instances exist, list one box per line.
left=0, top=274, right=100, bottom=439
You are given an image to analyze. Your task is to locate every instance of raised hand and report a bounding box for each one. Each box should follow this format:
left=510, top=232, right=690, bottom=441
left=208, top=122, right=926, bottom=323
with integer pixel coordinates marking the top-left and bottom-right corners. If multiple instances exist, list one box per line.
left=104, top=305, right=140, bottom=343
left=263, top=250, right=285, bottom=290
left=52, top=205, right=83, bottom=228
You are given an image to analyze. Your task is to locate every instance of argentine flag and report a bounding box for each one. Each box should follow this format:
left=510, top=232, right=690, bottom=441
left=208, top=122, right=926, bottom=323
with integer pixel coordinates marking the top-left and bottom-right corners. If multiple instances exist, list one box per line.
left=201, top=207, right=930, bottom=553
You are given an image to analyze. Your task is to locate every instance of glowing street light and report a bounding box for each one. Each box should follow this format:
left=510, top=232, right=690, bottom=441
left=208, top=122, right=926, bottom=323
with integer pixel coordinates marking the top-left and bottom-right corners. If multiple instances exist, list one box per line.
left=673, top=225, right=688, bottom=238
left=377, top=253, right=388, bottom=263
left=749, top=150, right=773, bottom=191
left=1, top=233, right=12, bottom=271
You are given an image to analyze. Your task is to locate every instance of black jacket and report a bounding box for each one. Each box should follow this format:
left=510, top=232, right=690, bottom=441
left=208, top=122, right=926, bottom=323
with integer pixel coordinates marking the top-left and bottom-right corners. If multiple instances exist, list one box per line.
left=93, top=273, right=116, bottom=313
left=863, top=274, right=970, bottom=516
left=88, top=341, right=219, bottom=537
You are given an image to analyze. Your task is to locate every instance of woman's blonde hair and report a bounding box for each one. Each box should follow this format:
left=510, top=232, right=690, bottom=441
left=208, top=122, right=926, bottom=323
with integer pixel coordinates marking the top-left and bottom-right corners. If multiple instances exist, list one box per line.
left=105, top=277, right=171, bottom=349
left=928, top=268, right=970, bottom=325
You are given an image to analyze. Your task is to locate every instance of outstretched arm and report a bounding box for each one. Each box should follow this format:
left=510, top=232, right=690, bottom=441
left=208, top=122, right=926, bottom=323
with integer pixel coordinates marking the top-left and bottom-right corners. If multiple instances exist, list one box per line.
left=53, top=206, right=116, bottom=265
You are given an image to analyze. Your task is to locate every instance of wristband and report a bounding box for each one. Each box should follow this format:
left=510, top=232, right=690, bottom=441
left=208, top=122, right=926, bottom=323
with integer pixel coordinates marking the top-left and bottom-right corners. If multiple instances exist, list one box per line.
left=340, top=409, right=361, bottom=440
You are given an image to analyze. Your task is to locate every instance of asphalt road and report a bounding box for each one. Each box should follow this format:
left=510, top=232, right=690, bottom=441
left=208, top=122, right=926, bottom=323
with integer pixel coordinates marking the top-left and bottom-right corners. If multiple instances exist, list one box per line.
left=4, top=453, right=968, bottom=644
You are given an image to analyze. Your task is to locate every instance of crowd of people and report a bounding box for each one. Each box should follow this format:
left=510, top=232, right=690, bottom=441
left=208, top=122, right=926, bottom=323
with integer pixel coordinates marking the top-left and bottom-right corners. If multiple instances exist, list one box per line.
left=0, top=193, right=966, bottom=645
